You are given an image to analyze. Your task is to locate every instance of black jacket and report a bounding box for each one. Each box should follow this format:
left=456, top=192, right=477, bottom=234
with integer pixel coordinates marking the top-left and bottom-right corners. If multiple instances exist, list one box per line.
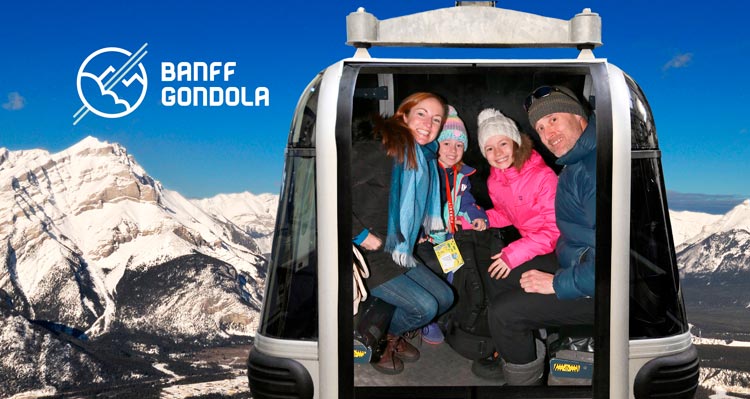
left=351, top=137, right=408, bottom=288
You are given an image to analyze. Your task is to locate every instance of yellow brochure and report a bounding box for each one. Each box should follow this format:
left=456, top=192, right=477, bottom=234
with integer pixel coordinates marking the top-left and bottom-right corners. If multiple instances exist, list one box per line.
left=433, top=238, right=464, bottom=273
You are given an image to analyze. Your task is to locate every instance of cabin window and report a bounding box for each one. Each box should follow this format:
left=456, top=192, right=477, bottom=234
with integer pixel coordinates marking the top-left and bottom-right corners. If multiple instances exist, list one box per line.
left=258, top=75, right=322, bottom=340
left=627, top=75, right=658, bottom=150
left=627, top=76, right=689, bottom=338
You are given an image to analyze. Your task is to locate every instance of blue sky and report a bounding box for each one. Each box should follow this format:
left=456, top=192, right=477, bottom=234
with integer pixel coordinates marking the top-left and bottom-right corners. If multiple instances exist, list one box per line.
left=1, top=1, right=748, bottom=213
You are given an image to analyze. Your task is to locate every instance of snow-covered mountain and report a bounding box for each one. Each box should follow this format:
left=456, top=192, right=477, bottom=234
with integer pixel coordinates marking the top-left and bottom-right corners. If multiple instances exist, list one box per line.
left=1, top=294, right=162, bottom=396
left=673, top=200, right=750, bottom=276
left=672, top=202, right=750, bottom=397
left=0, top=137, right=277, bottom=396
left=191, top=191, right=277, bottom=257
left=669, top=210, right=723, bottom=248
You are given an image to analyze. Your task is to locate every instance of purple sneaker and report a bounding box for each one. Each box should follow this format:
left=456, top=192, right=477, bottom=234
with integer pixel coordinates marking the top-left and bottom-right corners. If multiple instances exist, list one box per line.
left=421, top=322, right=444, bottom=344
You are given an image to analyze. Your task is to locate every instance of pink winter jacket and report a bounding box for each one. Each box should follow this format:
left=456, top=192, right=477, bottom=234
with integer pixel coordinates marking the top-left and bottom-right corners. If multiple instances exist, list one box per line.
left=486, top=150, right=560, bottom=269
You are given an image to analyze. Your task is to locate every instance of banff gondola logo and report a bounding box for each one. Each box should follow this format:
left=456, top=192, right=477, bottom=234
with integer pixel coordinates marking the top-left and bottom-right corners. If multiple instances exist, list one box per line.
left=74, top=44, right=149, bottom=125
left=74, top=43, right=269, bottom=125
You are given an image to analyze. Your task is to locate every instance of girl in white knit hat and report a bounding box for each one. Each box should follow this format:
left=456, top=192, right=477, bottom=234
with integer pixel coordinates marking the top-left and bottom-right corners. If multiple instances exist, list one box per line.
left=477, top=107, right=560, bottom=280
left=471, top=108, right=561, bottom=381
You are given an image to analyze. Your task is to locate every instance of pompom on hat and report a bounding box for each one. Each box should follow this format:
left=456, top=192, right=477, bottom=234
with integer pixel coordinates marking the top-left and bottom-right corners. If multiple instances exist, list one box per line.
left=477, top=108, right=521, bottom=158
left=437, top=105, right=468, bottom=148
left=526, top=85, right=587, bottom=128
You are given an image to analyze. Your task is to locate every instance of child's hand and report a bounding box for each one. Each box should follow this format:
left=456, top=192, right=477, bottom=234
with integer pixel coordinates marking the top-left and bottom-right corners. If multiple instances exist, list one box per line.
left=488, top=252, right=511, bottom=279
left=472, top=219, right=487, bottom=231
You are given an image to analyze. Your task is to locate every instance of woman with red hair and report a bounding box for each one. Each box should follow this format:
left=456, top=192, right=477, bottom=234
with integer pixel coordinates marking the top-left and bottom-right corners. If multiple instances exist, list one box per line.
left=352, top=92, right=454, bottom=374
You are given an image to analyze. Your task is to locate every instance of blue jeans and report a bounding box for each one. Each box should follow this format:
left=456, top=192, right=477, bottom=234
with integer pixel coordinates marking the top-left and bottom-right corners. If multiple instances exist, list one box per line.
left=370, top=262, right=454, bottom=335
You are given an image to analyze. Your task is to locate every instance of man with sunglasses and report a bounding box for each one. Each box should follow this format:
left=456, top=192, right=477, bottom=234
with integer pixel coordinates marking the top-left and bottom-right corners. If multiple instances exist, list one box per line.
left=484, top=85, right=595, bottom=385
left=524, top=85, right=595, bottom=300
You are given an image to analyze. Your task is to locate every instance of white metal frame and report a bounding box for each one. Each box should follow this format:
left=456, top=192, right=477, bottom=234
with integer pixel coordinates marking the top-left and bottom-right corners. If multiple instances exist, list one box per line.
left=346, top=6, right=601, bottom=50
left=316, top=60, right=345, bottom=399
left=607, top=63, right=633, bottom=399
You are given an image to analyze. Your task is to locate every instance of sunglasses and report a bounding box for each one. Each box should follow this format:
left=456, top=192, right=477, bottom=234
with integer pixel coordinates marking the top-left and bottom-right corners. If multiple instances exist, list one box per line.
left=523, top=86, right=580, bottom=112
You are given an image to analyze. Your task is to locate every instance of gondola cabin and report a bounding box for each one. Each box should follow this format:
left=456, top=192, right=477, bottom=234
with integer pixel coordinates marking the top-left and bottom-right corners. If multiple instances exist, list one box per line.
left=247, top=4, right=699, bottom=399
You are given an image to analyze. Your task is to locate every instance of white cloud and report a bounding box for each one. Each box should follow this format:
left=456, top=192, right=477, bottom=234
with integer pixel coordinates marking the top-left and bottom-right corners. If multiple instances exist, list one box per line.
left=2, top=92, right=26, bottom=111
left=662, top=53, right=693, bottom=71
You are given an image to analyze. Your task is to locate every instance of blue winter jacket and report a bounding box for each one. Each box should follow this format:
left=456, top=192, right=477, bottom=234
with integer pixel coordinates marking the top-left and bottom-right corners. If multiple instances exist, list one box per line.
left=438, top=163, right=487, bottom=232
left=552, top=116, right=596, bottom=300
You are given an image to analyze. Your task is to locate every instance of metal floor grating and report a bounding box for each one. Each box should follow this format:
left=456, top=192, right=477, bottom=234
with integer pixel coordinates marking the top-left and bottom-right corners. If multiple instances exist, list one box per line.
left=354, top=336, right=505, bottom=387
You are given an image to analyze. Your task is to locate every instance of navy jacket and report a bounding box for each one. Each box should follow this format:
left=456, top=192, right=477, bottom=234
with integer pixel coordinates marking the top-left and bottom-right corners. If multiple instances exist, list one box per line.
left=552, top=116, right=597, bottom=299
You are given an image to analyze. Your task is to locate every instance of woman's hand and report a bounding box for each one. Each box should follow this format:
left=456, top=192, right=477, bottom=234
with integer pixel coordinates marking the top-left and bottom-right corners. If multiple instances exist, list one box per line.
left=488, top=252, right=511, bottom=279
left=361, top=233, right=382, bottom=251
left=472, top=219, right=487, bottom=231
left=519, top=270, right=555, bottom=295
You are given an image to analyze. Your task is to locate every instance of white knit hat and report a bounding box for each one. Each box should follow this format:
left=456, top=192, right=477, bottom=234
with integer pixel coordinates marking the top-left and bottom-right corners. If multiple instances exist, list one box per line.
left=477, top=108, right=521, bottom=158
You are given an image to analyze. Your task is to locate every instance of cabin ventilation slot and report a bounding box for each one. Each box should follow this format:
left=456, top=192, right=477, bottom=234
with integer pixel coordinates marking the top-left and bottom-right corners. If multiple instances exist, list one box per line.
left=248, top=349, right=314, bottom=399
left=633, top=345, right=700, bottom=399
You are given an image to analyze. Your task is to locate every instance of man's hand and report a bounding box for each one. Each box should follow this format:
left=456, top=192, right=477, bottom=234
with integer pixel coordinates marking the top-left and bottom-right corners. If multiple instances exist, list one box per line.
left=488, top=252, right=511, bottom=279
left=361, top=233, right=382, bottom=251
left=519, top=270, right=555, bottom=295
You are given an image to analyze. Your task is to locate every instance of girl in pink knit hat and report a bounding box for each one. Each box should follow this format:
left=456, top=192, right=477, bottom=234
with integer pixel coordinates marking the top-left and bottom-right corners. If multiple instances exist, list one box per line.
left=416, top=104, right=489, bottom=345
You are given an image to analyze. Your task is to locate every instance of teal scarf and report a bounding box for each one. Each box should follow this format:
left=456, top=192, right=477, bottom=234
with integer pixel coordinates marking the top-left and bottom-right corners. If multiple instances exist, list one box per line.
left=385, top=141, right=444, bottom=267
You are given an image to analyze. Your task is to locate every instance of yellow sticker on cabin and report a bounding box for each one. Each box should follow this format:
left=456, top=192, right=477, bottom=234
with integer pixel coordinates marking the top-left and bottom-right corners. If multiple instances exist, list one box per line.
left=553, top=362, right=582, bottom=373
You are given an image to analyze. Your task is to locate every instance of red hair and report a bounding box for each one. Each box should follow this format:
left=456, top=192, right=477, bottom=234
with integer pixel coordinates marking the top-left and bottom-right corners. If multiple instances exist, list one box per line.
left=373, top=92, right=447, bottom=169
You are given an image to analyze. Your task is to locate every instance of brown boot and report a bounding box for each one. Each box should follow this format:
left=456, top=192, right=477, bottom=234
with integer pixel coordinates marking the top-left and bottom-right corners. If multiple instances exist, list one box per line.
left=388, top=333, right=420, bottom=363
left=371, top=337, right=404, bottom=375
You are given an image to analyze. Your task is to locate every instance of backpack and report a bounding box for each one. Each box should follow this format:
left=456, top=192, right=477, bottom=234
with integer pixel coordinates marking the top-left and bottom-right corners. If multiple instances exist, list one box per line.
left=440, top=229, right=496, bottom=360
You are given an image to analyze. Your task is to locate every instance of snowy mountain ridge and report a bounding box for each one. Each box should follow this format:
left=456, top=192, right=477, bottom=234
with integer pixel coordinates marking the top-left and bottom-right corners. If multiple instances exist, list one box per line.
left=669, top=210, right=723, bottom=248
left=674, top=205, right=750, bottom=397
left=1, top=136, right=279, bottom=395
left=0, top=136, right=276, bottom=339
left=191, top=191, right=277, bottom=257
left=672, top=200, right=750, bottom=276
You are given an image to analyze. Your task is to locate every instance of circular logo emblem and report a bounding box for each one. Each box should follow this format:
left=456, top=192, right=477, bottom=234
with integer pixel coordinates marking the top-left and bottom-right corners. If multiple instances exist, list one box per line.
left=74, top=44, right=148, bottom=124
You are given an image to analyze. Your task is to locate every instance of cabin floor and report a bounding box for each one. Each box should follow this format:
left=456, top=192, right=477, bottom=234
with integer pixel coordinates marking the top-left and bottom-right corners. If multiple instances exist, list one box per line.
left=354, top=335, right=505, bottom=387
